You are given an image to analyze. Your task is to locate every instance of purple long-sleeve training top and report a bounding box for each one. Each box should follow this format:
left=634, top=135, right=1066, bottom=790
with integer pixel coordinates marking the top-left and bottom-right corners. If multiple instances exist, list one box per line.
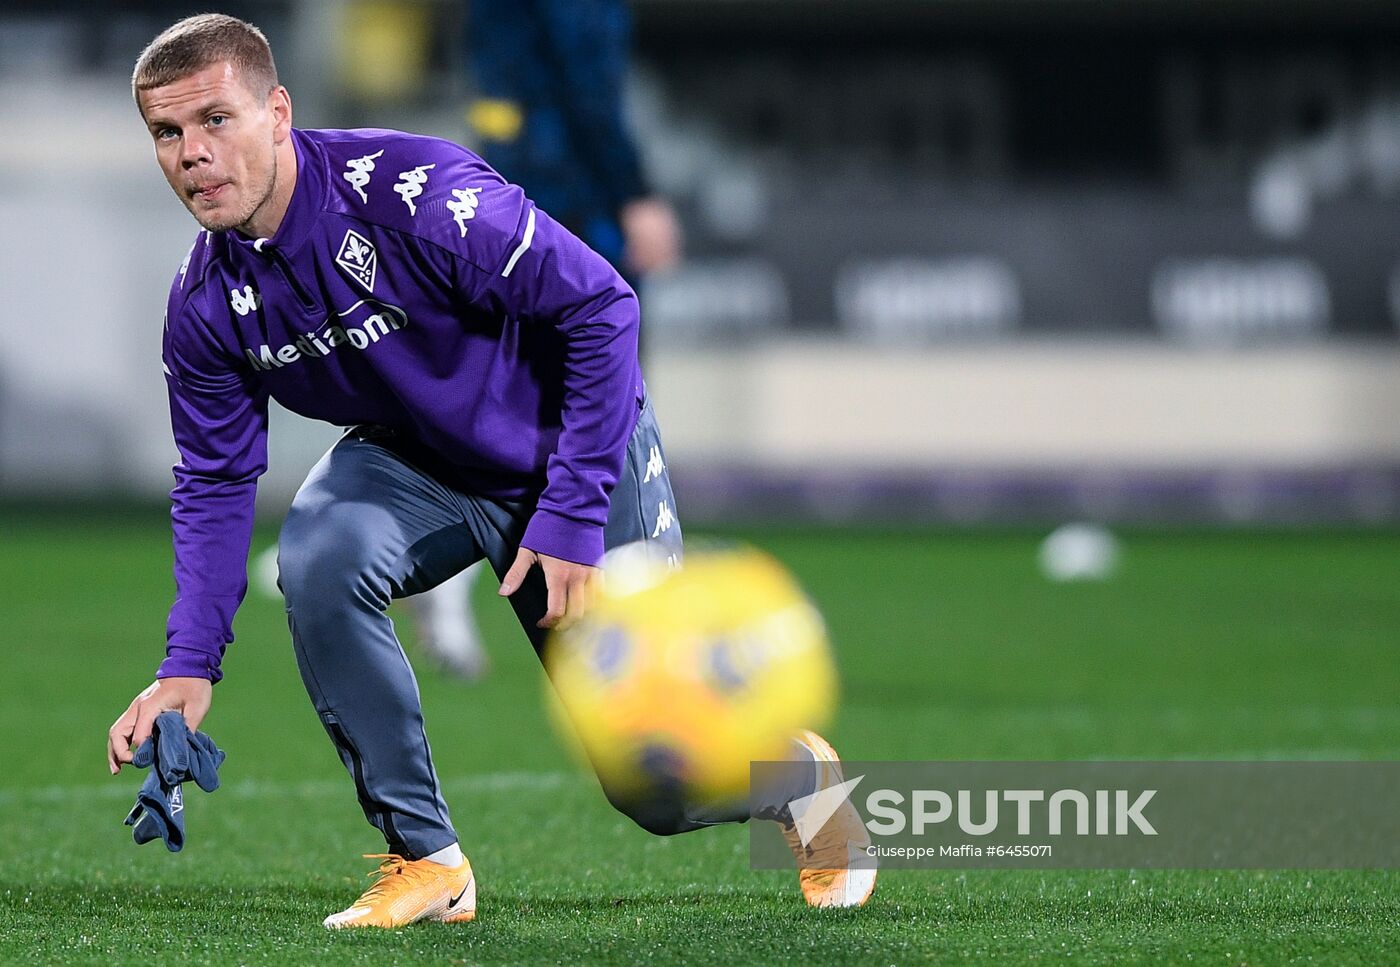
left=159, top=127, right=643, bottom=682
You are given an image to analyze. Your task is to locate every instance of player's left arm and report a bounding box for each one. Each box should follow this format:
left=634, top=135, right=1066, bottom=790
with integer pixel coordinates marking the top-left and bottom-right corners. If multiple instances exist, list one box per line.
left=432, top=165, right=641, bottom=628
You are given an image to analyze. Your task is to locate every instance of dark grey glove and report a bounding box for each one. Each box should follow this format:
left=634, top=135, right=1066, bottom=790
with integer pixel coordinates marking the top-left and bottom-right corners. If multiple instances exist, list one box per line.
left=123, top=710, right=225, bottom=852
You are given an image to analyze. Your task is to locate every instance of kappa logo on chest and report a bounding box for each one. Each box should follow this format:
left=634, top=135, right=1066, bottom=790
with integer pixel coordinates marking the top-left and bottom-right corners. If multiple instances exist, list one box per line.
left=335, top=229, right=378, bottom=292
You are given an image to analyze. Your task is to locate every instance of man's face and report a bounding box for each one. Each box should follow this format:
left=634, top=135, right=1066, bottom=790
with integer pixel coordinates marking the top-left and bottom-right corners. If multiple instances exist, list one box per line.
left=138, top=61, right=290, bottom=234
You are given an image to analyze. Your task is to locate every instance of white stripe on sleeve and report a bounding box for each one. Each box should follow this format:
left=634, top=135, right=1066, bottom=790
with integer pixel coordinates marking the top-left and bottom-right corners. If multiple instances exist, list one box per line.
left=501, top=207, right=536, bottom=278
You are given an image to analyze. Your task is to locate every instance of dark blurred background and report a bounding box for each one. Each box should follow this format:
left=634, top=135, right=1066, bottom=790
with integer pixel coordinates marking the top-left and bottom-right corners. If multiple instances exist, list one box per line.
left=3, top=0, right=1398, bottom=525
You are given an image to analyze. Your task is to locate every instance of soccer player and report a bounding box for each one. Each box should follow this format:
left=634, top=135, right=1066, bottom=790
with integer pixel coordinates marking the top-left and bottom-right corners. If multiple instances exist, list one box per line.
left=105, top=14, right=875, bottom=927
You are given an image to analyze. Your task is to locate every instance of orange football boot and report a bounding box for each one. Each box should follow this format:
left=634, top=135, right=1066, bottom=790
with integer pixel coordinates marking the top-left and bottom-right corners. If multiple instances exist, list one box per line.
left=779, top=730, right=878, bottom=908
left=323, top=853, right=476, bottom=929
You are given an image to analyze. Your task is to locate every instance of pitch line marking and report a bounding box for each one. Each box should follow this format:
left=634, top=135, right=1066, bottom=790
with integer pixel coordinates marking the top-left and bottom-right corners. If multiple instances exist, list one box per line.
left=0, top=770, right=572, bottom=807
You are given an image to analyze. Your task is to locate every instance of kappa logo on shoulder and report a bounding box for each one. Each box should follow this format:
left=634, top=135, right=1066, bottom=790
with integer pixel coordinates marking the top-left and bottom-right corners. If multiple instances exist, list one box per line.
left=335, top=229, right=378, bottom=292
left=394, top=164, right=436, bottom=216
left=446, top=187, right=483, bottom=237
left=229, top=284, right=261, bottom=316
left=343, top=149, right=384, bottom=204
left=179, top=239, right=199, bottom=289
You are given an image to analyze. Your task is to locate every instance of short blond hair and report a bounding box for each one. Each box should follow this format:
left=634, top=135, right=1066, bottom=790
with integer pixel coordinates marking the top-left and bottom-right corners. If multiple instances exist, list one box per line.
left=132, top=13, right=278, bottom=103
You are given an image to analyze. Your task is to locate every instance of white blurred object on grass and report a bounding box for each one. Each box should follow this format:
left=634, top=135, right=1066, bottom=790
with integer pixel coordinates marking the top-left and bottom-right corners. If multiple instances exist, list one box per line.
left=253, top=544, right=281, bottom=598
left=1038, top=523, right=1120, bottom=582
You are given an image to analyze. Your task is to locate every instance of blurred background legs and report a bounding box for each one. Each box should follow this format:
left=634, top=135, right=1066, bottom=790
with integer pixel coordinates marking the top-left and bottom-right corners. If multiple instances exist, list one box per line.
left=405, top=561, right=490, bottom=682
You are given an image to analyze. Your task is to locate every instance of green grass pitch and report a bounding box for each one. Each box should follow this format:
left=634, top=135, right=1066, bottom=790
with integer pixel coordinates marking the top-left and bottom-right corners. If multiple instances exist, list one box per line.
left=1, top=512, right=1398, bottom=964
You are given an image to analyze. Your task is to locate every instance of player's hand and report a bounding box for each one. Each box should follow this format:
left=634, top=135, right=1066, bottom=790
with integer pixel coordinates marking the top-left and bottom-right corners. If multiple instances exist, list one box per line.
left=107, top=677, right=212, bottom=775
left=499, top=547, right=600, bottom=631
left=620, top=196, right=682, bottom=276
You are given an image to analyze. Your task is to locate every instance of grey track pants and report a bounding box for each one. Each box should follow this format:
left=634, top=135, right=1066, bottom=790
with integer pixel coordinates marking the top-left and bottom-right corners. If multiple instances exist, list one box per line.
left=276, top=400, right=744, bottom=858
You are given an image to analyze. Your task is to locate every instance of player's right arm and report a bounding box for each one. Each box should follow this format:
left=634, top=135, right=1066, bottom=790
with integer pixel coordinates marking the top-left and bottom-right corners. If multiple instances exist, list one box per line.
left=108, top=272, right=269, bottom=773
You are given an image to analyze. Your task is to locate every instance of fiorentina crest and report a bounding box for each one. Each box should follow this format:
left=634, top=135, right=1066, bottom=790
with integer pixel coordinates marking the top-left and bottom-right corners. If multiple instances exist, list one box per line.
left=335, top=229, right=378, bottom=292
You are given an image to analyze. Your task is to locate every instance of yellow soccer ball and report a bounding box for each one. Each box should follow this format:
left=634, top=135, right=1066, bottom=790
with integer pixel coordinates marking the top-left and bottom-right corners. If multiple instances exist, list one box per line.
left=546, top=545, right=837, bottom=804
